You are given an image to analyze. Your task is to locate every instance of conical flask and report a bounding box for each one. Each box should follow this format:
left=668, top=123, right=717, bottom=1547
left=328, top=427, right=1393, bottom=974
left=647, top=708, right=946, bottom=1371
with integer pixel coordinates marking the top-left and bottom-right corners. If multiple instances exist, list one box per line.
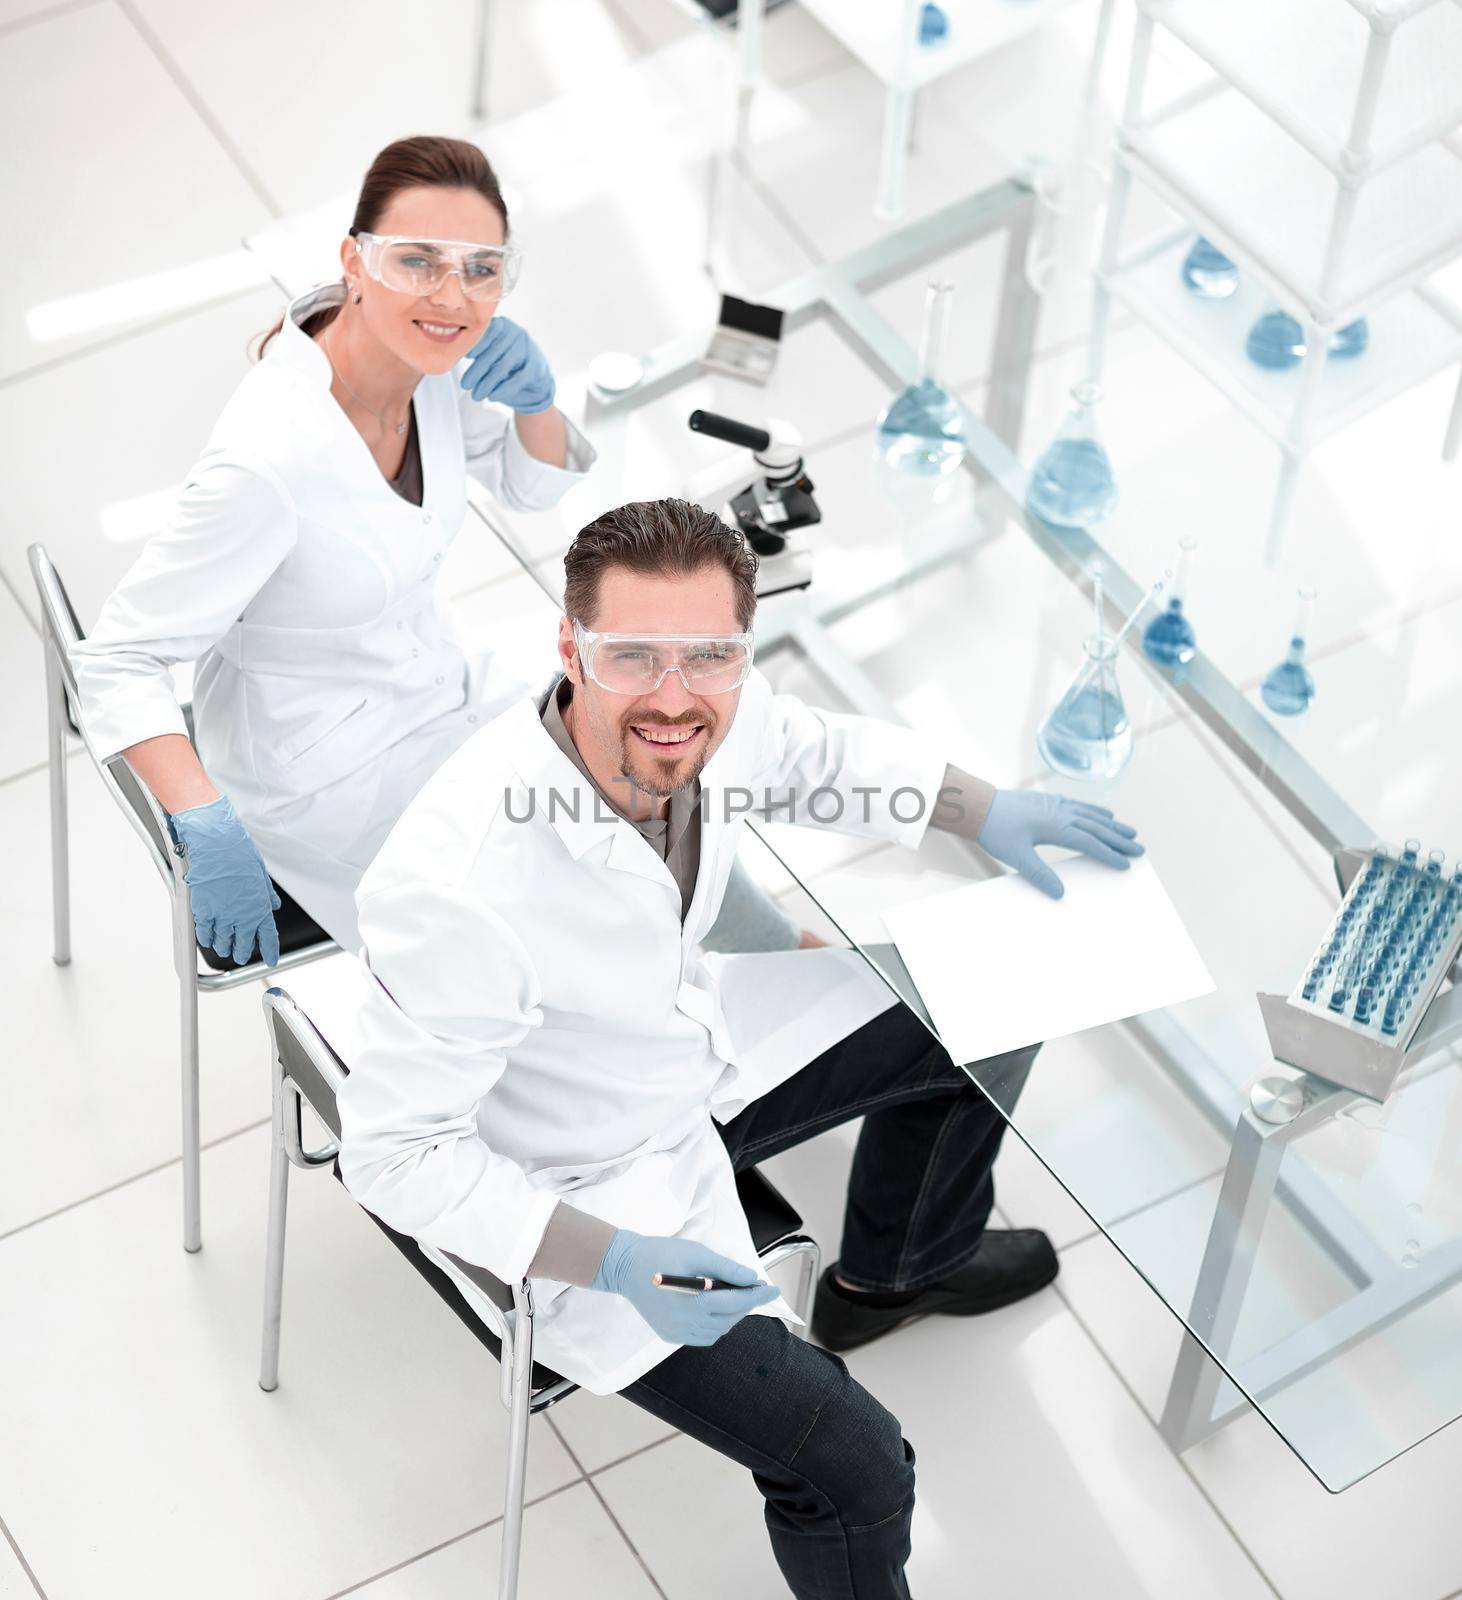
left=1036, top=632, right=1132, bottom=780
left=1330, top=318, right=1368, bottom=360
left=1141, top=536, right=1198, bottom=669
left=1026, top=380, right=1118, bottom=527
left=875, top=280, right=969, bottom=477
left=1261, top=586, right=1318, bottom=715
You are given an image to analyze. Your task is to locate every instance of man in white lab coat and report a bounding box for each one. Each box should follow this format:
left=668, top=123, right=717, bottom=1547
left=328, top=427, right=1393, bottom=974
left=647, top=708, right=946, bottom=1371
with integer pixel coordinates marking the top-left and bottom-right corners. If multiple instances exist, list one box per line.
left=338, top=498, right=1144, bottom=1598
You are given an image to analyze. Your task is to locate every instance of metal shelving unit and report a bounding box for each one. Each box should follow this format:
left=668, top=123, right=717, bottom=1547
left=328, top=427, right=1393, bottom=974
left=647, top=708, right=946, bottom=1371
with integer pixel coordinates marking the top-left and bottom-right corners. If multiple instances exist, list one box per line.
left=1089, top=0, right=1462, bottom=560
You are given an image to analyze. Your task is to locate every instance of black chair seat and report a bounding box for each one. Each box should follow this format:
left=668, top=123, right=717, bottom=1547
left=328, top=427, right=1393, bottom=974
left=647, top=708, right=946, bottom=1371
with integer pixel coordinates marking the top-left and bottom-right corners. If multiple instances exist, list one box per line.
left=737, top=1166, right=804, bottom=1254
left=353, top=1168, right=807, bottom=1398
left=197, top=879, right=330, bottom=972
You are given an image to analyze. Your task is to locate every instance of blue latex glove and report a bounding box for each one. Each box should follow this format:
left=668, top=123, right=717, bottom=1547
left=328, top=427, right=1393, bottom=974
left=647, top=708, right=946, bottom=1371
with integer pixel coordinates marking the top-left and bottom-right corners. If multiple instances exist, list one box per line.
left=975, top=790, right=1144, bottom=900
left=169, top=796, right=281, bottom=966
left=459, top=316, right=556, bottom=413
left=590, top=1229, right=778, bottom=1347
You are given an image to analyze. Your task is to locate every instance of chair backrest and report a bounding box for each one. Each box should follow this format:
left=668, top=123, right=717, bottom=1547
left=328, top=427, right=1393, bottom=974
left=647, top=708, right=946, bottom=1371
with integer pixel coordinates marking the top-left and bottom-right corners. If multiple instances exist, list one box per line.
left=262, top=986, right=346, bottom=1141
left=27, top=542, right=180, bottom=891
left=262, top=985, right=516, bottom=1313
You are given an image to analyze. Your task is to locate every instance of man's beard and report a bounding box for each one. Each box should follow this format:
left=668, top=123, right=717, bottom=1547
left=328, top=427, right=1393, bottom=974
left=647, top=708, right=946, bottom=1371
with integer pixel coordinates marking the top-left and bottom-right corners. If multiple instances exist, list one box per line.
left=616, top=713, right=715, bottom=799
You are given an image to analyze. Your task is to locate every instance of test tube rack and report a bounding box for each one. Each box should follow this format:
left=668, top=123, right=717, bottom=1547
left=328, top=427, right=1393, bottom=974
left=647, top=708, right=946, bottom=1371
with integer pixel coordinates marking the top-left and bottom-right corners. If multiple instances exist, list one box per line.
left=1257, top=844, right=1462, bottom=1102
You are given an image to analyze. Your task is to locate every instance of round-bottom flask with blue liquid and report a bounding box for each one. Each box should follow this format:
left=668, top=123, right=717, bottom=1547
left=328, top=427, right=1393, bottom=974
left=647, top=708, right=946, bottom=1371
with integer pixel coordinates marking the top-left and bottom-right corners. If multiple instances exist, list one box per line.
left=1180, top=237, right=1238, bottom=299
left=1246, top=308, right=1307, bottom=370
left=1026, top=380, right=1119, bottom=528
left=1036, top=632, right=1132, bottom=781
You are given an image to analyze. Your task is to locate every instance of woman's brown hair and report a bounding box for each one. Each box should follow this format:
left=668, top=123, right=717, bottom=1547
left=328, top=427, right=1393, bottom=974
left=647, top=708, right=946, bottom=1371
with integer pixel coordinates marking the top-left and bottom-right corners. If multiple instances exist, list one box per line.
left=252, top=135, right=509, bottom=359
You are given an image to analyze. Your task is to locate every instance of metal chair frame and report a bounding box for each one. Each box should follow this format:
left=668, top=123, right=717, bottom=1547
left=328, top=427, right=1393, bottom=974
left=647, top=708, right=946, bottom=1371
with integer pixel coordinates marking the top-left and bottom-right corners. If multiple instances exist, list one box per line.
left=258, top=984, right=821, bottom=1600
left=26, top=542, right=339, bottom=1254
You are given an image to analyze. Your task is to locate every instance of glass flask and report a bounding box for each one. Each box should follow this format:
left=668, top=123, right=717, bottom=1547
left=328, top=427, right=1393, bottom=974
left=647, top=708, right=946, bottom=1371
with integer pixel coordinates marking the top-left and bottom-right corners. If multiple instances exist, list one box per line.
left=918, top=1, right=948, bottom=45
left=1246, top=306, right=1306, bottom=370
left=1036, top=632, right=1132, bottom=780
left=1330, top=317, right=1369, bottom=359
left=1142, top=535, right=1199, bottom=669
left=1026, top=380, right=1119, bottom=527
left=1261, top=586, right=1318, bottom=715
left=1180, top=236, right=1238, bottom=299
left=875, top=280, right=969, bottom=477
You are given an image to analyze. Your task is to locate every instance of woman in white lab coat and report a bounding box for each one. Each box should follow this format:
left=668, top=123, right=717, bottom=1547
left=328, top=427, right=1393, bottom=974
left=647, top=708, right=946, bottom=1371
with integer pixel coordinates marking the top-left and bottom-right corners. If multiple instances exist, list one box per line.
left=71, top=135, right=798, bottom=961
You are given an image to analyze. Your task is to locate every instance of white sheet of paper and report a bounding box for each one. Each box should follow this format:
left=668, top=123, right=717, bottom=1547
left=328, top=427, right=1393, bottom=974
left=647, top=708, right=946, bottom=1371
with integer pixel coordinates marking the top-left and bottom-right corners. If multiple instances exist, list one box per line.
left=880, top=855, right=1215, bottom=1064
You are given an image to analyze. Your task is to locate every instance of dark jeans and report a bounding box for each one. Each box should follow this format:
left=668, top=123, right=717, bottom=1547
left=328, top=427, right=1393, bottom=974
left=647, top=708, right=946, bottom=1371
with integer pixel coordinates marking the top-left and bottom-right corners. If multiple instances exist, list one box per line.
left=620, top=1001, right=1039, bottom=1600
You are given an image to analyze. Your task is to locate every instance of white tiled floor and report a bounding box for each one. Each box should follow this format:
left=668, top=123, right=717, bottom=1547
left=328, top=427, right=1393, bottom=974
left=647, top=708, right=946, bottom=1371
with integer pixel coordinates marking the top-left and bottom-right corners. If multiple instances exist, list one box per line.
left=5, top=2, right=1462, bottom=1597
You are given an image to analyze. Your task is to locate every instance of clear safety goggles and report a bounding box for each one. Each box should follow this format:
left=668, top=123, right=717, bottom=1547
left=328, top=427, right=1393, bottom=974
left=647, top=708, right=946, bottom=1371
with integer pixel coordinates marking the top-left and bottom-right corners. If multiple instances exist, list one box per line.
left=353, top=232, right=521, bottom=301
left=573, top=622, right=755, bottom=697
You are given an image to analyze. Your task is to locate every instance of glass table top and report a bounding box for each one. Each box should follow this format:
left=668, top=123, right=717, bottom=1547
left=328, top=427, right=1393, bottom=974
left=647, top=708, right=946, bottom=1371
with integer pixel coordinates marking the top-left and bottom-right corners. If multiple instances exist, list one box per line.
left=474, top=176, right=1462, bottom=1492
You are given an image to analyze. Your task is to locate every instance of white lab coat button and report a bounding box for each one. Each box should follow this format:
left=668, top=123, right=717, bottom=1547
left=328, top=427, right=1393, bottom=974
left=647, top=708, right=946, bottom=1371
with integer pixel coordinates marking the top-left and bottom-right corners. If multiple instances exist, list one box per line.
left=395, top=620, right=404, bottom=630
left=411, top=648, right=420, bottom=659
left=467, top=712, right=478, bottom=724
left=421, top=511, right=432, bottom=524
left=435, top=674, right=445, bottom=686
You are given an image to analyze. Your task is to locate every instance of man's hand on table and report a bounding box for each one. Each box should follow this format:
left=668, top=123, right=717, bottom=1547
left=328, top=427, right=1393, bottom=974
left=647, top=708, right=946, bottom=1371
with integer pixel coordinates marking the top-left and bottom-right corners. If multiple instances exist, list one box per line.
left=974, top=790, right=1144, bottom=900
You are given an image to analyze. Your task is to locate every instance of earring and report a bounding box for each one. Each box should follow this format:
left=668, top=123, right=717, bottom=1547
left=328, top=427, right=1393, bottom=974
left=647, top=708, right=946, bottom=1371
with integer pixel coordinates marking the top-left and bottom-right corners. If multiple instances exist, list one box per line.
left=351, top=289, right=362, bottom=304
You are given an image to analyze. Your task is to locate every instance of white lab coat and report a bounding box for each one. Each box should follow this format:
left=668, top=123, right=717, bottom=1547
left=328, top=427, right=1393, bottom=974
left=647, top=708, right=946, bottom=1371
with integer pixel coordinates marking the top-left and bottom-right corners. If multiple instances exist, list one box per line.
left=336, top=668, right=947, bottom=1394
left=70, top=281, right=594, bottom=947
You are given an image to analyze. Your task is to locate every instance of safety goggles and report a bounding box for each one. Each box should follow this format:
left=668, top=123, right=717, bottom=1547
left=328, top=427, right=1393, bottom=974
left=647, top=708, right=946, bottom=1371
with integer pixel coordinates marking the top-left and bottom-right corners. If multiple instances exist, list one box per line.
left=353, top=232, right=522, bottom=301
left=573, top=622, right=755, bottom=696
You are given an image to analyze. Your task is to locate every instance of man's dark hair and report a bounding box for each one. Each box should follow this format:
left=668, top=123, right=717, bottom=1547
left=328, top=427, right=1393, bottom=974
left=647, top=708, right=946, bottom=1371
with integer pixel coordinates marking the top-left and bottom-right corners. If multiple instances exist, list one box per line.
left=563, top=498, right=759, bottom=631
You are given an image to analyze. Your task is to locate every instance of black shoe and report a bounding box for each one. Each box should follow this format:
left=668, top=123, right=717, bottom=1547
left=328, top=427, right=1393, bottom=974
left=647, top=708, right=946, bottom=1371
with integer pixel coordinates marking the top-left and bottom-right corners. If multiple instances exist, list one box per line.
left=810, top=1229, right=1059, bottom=1353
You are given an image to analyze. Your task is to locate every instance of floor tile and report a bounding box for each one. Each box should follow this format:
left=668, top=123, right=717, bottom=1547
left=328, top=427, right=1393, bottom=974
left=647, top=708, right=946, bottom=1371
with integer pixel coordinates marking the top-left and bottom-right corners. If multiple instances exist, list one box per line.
left=1186, top=1405, right=1462, bottom=1600
left=990, top=1125, right=1099, bottom=1250
left=0, top=1123, right=578, bottom=1600
left=128, top=0, right=493, bottom=213
left=592, top=1431, right=785, bottom=1598
left=0, top=0, right=84, bottom=31
left=0, top=578, right=48, bottom=783
left=341, top=1482, right=660, bottom=1599
left=0, top=286, right=285, bottom=631
left=0, top=0, right=272, bottom=379
left=1059, top=1222, right=1462, bottom=1600
left=548, top=1394, right=677, bottom=1478
left=0, top=1529, right=38, bottom=1600
left=0, top=758, right=295, bottom=1234
left=596, top=1288, right=1276, bottom=1600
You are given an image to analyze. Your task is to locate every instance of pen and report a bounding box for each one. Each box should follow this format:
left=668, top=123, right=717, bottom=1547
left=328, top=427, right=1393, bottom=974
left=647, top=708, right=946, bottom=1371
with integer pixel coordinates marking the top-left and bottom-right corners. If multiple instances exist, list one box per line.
left=653, top=1272, right=758, bottom=1294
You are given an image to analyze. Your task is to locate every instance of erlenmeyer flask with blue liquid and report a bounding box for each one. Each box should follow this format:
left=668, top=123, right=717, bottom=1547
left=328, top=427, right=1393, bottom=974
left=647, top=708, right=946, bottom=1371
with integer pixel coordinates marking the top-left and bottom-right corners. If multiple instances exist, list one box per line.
left=1142, top=536, right=1198, bottom=670
left=875, top=280, right=969, bottom=477
left=1026, top=380, right=1118, bottom=527
left=1261, top=586, right=1318, bottom=715
left=1037, top=631, right=1132, bottom=780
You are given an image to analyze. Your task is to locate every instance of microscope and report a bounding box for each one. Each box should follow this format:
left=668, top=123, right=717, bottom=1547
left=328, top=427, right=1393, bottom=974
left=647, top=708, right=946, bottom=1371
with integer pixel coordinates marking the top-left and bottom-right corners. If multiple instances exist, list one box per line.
left=684, top=410, right=820, bottom=599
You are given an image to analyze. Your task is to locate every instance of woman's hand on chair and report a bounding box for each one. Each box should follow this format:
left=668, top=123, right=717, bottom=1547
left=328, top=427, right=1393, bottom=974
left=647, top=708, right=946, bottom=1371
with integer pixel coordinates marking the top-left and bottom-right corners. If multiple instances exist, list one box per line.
left=169, top=795, right=281, bottom=966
